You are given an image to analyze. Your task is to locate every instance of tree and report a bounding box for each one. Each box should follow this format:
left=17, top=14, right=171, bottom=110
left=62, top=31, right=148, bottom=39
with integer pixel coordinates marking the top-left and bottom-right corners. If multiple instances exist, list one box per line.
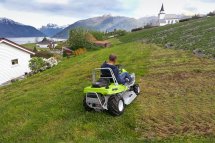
left=192, top=14, right=201, bottom=19
left=207, top=12, right=215, bottom=16
left=33, top=46, right=38, bottom=53
left=67, top=28, right=94, bottom=50
left=90, top=31, right=106, bottom=40
left=115, top=30, right=127, bottom=36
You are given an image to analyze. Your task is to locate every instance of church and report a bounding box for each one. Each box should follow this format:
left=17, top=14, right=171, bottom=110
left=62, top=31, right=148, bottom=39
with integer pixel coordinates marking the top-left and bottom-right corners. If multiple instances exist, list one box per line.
left=158, top=4, right=180, bottom=26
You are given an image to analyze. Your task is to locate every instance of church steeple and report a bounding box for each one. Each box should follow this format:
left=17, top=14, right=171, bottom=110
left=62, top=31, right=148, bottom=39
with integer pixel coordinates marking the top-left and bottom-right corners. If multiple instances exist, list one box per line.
left=160, top=3, right=165, bottom=13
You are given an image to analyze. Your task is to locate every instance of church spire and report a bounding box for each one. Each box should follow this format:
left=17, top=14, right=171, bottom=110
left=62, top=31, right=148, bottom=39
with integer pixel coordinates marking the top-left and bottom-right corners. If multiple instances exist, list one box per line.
left=160, top=3, right=165, bottom=12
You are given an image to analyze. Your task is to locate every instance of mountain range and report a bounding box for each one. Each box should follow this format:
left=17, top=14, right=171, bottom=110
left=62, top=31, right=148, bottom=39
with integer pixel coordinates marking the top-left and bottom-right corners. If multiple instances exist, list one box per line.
left=0, top=18, right=45, bottom=38
left=0, top=15, right=158, bottom=39
left=53, top=15, right=158, bottom=38
left=39, top=23, right=67, bottom=37
left=0, top=15, right=189, bottom=39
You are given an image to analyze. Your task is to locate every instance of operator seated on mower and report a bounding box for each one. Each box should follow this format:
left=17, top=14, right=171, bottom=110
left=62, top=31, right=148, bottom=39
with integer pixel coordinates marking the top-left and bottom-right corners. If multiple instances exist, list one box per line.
left=101, top=54, right=133, bottom=85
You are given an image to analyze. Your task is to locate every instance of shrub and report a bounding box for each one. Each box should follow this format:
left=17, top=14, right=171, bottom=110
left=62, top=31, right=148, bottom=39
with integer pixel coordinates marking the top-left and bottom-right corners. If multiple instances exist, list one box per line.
left=106, top=30, right=127, bottom=37
left=179, top=18, right=191, bottom=22
left=73, top=48, right=87, bottom=56
left=43, top=57, right=58, bottom=68
left=34, top=51, right=54, bottom=59
left=29, top=57, right=46, bottom=73
left=144, top=23, right=154, bottom=29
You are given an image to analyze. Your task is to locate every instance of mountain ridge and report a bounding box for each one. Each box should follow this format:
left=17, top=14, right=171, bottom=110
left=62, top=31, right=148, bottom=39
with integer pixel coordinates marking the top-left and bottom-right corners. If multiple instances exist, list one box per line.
left=0, top=18, right=45, bottom=38
left=53, top=15, right=158, bottom=38
left=39, top=23, right=67, bottom=37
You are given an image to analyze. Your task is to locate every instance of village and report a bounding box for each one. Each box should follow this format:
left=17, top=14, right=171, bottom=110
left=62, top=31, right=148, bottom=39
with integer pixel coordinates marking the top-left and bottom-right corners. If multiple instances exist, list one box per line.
left=0, top=4, right=199, bottom=86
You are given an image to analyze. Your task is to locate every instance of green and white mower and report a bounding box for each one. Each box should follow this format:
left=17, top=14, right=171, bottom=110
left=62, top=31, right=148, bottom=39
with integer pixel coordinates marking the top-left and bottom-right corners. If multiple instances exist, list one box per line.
left=83, top=66, right=140, bottom=116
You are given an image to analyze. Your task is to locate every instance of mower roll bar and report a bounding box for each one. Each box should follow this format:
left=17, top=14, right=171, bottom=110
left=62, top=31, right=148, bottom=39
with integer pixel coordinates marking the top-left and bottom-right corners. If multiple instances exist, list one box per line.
left=92, top=68, right=119, bottom=86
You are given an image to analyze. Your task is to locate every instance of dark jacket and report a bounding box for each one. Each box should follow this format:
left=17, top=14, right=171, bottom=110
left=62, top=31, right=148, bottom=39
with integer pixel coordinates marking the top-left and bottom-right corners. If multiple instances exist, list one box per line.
left=101, top=61, right=122, bottom=84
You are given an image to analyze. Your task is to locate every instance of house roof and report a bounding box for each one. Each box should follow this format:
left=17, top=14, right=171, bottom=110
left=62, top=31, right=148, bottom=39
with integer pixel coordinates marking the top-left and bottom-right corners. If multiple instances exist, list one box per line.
left=63, top=47, right=73, bottom=52
left=165, top=14, right=180, bottom=19
left=0, top=38, right=35, bottom=55
left=37, top=38, right=55, bottom=45
left=93, top=41, right=110, bottom=45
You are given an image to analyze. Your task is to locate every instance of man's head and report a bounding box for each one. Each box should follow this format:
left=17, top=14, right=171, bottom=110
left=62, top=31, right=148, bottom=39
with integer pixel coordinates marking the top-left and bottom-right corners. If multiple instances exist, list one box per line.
left=109, top=54, right=117, bottom=64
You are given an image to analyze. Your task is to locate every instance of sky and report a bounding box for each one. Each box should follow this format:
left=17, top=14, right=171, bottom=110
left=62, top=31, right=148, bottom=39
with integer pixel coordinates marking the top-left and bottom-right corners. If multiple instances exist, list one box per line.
left=0, top=0, right=214, bottom=28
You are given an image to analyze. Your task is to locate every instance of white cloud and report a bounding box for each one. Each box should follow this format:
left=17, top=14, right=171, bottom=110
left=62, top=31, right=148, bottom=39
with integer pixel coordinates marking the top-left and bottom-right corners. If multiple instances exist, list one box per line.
left=35, top=0, right=69, bottom=5
left=0, top=0, right=214, bottom=27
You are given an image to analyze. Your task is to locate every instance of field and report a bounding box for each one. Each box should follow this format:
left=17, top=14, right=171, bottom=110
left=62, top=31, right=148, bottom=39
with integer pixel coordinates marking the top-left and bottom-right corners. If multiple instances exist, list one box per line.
left=22, top=43, right=36, bottom=50
left=0, top=39, right=215, bottom=142
left=119, top=16, right=215, bottom=57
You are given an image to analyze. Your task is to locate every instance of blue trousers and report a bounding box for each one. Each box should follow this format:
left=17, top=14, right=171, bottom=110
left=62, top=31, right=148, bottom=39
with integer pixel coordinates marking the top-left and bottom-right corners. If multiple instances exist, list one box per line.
left=119, top=72, right=132, bottom=84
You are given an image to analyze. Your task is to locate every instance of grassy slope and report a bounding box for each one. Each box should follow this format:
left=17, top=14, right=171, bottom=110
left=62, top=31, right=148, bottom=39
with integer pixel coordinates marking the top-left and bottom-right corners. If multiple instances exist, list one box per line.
left=22, top=43, right=36, bottom=50
left=119, top=16, right=215, bottom=57
left=0, top=41, right=215, bottom=142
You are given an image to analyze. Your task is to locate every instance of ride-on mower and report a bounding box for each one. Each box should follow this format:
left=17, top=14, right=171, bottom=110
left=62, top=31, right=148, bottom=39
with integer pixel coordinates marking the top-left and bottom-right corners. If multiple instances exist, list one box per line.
left=83, top=65, right=140, bottom=116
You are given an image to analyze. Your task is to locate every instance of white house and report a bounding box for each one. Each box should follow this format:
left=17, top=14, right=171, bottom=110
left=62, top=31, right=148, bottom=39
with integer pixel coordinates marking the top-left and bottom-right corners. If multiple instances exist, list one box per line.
left=0, top=38, right=35, bottom=85
left=36, top=38, right=57, bottom=49
left=158, top=4, right=180, bottom=26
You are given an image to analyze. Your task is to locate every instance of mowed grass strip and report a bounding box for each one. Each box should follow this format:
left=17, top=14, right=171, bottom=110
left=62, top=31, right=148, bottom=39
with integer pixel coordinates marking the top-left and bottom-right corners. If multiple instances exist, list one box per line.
left=136, top=45, right=215, bottom=142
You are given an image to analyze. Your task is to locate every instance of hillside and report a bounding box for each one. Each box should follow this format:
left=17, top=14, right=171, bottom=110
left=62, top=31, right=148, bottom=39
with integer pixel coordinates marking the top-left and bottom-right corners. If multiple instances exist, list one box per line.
left=53, top=15, right=158, bottom=39
left=119, top=16, right=215, bottom=58
left=0, top=39, right=215, bottom=142
left=0, top=18, right=45, bottom=38
left=39, top=24, right=66, bottom=37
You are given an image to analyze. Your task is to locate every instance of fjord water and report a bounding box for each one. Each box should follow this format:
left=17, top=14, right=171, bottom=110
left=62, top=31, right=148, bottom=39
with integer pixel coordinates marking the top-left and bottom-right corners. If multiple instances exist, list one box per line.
left=7, top=37, right=67, bottom=44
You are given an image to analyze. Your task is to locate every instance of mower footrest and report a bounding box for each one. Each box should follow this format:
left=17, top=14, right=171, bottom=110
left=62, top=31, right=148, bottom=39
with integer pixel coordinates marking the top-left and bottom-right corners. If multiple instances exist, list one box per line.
left=122, top=91, right=137, bottom=105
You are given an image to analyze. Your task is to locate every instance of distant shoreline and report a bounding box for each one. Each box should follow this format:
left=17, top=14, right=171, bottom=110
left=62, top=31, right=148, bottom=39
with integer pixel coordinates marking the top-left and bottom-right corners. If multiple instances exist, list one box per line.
left=6, top=37, right=67, bottom=45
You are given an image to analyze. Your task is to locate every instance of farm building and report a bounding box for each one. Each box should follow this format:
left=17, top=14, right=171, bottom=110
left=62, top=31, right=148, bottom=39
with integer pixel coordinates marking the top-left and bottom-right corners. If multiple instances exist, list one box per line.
left=0, top=38, right=35, bottom=85
left=93, top=41, right=111, bottom=48
left=36, top=38, right=57, bottom=48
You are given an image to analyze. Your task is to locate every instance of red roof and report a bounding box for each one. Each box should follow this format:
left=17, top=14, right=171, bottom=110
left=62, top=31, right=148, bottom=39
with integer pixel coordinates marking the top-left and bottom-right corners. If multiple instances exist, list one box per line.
left=0, top=38, right=35, bottom=55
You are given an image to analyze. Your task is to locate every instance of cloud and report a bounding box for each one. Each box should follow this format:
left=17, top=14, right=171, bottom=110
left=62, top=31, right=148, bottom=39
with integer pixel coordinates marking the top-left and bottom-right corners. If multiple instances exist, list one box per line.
left=197, top=0, right=215, bottom=3
left=184, top=6, right=198, bottom=12
left=0, top=0, right=134, bottom=18
left=36, top=0, right=69, bottom=5
left=0, top=0, right=214, bottom=27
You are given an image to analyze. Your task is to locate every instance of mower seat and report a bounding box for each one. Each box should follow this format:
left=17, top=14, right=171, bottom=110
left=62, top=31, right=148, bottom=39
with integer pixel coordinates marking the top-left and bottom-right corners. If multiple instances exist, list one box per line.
left=92, top=78, right=110, bottom=88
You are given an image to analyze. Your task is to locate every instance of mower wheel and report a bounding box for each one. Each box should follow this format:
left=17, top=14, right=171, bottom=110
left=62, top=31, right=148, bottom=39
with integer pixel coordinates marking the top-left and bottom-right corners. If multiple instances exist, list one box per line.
left=133, top=84, right=140, bottom=95
left=108, top=94, right=125, bottom=116
left=83, top=96, right=93, bottom=112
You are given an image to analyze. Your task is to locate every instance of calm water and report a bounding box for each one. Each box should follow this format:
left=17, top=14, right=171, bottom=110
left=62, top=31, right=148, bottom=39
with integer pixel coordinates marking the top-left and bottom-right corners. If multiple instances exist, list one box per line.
left=7, top=37, right=67, bottom=45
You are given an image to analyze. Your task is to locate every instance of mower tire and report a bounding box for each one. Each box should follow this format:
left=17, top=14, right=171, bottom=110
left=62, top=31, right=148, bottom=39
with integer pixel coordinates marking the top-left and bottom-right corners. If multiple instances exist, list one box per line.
left=133, top=84, right=140, bottom=95
left=83, top=96, right=93, bottom=112
left=108, top=94, right=125, bottom=116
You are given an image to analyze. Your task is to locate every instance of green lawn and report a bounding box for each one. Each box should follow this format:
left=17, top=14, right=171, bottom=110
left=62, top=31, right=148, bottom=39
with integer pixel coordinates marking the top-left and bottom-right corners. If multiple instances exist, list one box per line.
left=0, top=40, right=215, bottom=142
left=22, top=43, right=36, bottom=50
left=22, top=43, right=51, bottom=52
